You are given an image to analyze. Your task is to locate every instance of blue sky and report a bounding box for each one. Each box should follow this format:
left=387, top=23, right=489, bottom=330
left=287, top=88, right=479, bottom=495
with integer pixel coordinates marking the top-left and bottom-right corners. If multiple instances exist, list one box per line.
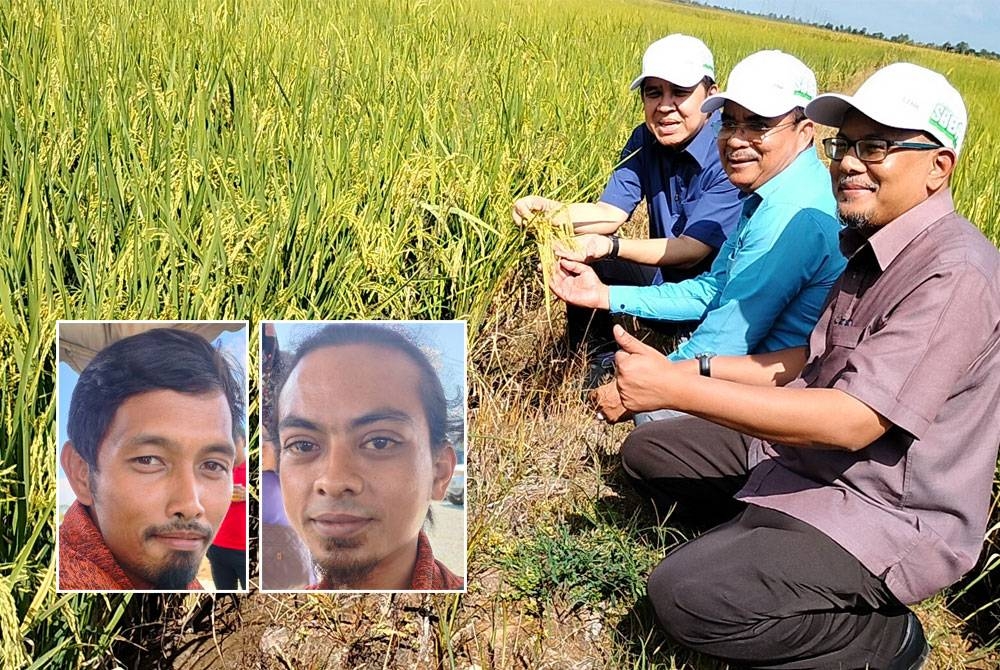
left=694, top=0, right=1000, bottom=53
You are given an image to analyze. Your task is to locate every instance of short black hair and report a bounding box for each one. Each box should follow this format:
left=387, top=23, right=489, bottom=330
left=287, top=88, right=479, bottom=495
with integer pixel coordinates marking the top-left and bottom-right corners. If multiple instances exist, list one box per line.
left=272, top=323, right=461, bottom=449
left=67, top=328, right=244, bottom=468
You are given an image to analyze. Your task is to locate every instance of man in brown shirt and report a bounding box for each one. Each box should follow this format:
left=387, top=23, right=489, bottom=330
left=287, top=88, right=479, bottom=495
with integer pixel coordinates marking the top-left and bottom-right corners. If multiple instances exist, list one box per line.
left=611, top=63, right=998, bottom=668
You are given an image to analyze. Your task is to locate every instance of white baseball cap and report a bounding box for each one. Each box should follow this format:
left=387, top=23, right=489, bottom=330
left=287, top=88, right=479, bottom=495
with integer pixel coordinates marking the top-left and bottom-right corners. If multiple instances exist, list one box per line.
left=629, top=34, right=715, bottom=91
left=701, top=50, right=817, bottom=118
left=805, top=63, right=967, bottom=154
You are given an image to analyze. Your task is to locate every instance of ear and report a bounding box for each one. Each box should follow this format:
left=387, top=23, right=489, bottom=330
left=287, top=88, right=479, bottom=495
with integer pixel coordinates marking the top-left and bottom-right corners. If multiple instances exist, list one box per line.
left=61, top=441, right=95, bottom=506
left=927, top=148, right=956, bottom=191
left=796, top=118, right=815, bottom=151
left=430, top=442, right=457, bottom=500
left=706, top=82, right=719, bottom=96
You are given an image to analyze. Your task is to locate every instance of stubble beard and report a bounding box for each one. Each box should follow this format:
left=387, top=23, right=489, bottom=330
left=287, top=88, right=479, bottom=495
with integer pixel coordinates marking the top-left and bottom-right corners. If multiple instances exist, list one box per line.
left=150, top=553, right=202, bottom=589
left=838, top=208, right=878, bottom=236
left=121, top=548, right=203, bottom=589
left=314, top=537, right=379, bottom=588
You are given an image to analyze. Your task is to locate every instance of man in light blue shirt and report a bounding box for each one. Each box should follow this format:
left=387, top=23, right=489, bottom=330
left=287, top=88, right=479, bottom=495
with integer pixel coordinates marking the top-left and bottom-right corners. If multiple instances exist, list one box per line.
left=550, top=51, right=845, bottom=421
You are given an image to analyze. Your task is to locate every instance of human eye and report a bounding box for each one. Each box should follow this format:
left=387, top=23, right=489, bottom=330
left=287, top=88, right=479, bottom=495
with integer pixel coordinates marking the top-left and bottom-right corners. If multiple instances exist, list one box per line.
left=824, top=138, right=847, bottom=159
left=670, top=85, right=694, bottom=98
left=719, top=119, right=737, bottom=131
left=361, top=436, right=402, bottom=451
left=748, top=121, right=771, bottom=133
left=282, top=440, right=319, bottom=456
left=201, top=460, right=231, bottom=475
left=130, top=455, right=165, bottom=471
left=643, top=86, right=662, bottom=99
left=857, top=139, right=888, bottom=161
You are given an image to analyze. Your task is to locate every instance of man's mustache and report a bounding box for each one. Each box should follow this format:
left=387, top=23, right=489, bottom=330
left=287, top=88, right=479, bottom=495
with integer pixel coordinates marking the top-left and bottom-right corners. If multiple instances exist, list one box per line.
left=143, top=520, right=213, bottom=541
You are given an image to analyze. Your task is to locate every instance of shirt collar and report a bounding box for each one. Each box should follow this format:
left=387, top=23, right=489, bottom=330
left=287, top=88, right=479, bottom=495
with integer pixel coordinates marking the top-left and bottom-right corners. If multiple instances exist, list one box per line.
left=841, top=189, right=955, bottom=270
left=753, top=146, right=814, bottom=201
left=868, top=190, right=955, bottom=270
left=682, top=110, right=723, bottom=169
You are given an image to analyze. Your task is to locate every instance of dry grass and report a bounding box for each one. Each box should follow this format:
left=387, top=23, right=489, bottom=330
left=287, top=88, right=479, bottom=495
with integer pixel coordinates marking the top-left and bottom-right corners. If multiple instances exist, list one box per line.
left=104, top=271, right=998, bottom=670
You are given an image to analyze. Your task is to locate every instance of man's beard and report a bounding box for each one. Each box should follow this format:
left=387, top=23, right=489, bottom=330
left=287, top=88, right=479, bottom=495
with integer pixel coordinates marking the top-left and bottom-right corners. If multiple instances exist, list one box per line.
left=314, top=537, right=379, bottom=588
left=839, top=209, right=878, bottom=235
left=137, top=520, right=213, bottom=589
left=150, top=553, right=202, bottom=589
left=120, top=549, right=202, bottom=589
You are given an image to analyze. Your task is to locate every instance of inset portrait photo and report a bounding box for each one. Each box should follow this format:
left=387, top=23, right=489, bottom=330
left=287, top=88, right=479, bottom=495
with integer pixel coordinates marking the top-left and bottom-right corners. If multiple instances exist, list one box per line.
left=259, top=320, right=467, bottom=592
left=56, top=321, right=249, bottom=592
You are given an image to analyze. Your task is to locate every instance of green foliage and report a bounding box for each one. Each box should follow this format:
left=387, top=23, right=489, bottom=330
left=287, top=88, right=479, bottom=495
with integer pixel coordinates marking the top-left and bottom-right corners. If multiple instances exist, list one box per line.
left=496, top=518, right=660, bottom=618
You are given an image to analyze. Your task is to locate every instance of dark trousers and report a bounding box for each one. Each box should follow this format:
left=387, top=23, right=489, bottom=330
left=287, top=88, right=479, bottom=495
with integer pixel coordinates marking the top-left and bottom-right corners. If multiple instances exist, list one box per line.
left=206, top=545, right=246, bottom=591
left=621, top=415, right=910, bottom=669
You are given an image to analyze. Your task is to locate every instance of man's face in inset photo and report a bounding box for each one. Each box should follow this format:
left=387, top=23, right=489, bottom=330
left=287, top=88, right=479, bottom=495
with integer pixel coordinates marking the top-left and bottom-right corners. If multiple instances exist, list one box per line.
left=277, top=343, right=456, bottom=589
left=62, top=389, right=236, bottom=589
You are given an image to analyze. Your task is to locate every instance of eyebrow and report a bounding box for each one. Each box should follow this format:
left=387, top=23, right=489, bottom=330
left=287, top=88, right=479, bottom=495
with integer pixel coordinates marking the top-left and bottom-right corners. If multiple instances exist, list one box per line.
left=278, top=409, right=416, bottom=434
left=123, top=434, right=236, bottom=459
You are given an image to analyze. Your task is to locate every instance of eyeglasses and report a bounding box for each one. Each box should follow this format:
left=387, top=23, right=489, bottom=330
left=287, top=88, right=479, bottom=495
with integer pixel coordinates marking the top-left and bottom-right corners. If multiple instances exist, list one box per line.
left=822, top=137, right=942, bottom=164
left=714, top=118, right=802, bottom=142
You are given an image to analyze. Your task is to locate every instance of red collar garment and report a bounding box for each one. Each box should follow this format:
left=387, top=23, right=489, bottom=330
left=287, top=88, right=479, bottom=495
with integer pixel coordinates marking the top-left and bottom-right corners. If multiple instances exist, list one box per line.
left=58, top=500, right=202, bottom=591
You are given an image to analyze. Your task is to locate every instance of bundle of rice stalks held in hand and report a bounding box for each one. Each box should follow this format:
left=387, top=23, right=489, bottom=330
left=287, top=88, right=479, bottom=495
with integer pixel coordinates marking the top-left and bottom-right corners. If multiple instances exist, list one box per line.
left=524, top=209, right=579, bottom=321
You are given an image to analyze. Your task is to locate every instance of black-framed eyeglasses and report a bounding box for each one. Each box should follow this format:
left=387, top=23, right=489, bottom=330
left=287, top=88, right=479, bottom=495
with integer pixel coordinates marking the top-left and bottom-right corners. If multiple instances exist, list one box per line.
left=713, top=117, right=802, bottom=142
left=822, top=137, right=941, bottom=164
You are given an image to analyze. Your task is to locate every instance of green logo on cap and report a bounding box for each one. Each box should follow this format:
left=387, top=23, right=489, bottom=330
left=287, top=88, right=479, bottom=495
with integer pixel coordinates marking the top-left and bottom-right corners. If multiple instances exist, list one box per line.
left=929, top=103, right=963, bottom=148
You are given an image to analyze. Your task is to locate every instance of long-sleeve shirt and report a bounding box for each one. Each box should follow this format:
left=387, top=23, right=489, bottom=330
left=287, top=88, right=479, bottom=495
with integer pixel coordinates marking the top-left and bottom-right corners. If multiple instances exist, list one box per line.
left=608, top=148, right=846, bottom=360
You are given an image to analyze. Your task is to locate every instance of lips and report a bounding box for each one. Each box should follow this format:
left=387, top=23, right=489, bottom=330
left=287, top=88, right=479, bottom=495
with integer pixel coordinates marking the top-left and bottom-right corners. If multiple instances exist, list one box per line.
left=836, top=179, right=877, bottom=200
left=310, top=512, right=374, bottom=539
left=838, top=179, right=876, bottom=192
left=153, top=531, right=209, bottom=552
left=726, top=150, right=758, bottom=165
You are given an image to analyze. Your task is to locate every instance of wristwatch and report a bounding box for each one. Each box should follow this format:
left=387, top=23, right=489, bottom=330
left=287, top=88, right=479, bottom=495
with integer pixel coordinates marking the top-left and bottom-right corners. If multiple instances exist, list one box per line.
left=696, top=352, right=716, bottom=377
left=607, top=234, right=620, bottom=260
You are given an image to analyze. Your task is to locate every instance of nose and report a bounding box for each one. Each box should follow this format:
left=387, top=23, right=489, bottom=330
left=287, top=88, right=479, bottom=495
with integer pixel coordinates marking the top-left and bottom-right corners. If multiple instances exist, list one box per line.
left=836, top=148, right=866, bottom=174
left=166, top=468, right=207, bottom=520
left=721, top=130, right=751, bottom=149
left=313, top=442, right=365, bottom=497
left=657, top=100, right=675, bottom=113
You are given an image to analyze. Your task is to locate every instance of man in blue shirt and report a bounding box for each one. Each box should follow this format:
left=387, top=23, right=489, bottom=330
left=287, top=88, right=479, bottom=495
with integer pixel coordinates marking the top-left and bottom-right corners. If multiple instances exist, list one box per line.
left=513, top=34, right=743, bottom=355
left=550, top=51, right=845, bottom=422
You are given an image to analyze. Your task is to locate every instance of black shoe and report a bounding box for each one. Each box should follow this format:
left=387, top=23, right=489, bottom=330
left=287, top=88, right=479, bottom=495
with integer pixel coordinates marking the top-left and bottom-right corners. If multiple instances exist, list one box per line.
left=887, top=611, right=929, bottom=670
left=582, top=353, right=616, bottom=395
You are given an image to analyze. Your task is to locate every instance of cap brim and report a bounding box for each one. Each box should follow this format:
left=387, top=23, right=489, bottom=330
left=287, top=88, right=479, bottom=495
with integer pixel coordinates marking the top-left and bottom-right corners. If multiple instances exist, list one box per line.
left=700, top=92, right=799, bottom=118
left=630, top=69, right=707, bottom=91
left=804, top=94, right=855, bottom=127
left=700, top=94, right=725, bottom=113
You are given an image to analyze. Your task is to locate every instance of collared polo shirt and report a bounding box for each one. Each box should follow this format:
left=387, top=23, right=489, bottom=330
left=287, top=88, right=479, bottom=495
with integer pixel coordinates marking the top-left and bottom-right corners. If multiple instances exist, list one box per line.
left=608, top=147, right=845, bottom=361
left=599, top=114, right=742, bottom=269
left=738, top=190, right=1000, bottom=604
